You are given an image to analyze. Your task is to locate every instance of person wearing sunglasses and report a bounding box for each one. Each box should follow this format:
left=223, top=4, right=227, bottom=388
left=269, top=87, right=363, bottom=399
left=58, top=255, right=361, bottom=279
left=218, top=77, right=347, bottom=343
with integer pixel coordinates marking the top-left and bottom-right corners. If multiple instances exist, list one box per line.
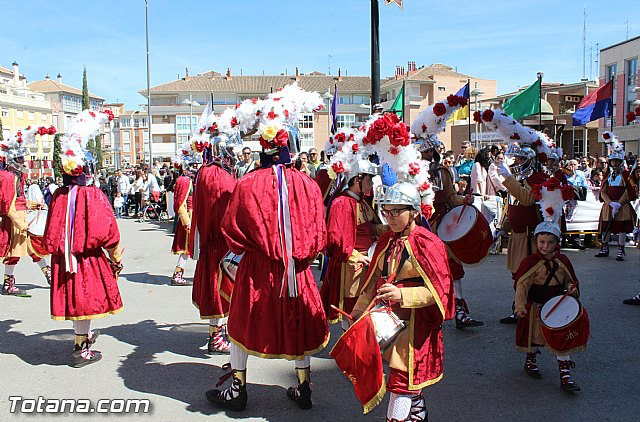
left=349, top=182, right=453, bottom=422
left=321, top=160, right=384, bottom=331
left=234, top=147, right=256, bottom=179
left=307, top=148, right=321, bottom=178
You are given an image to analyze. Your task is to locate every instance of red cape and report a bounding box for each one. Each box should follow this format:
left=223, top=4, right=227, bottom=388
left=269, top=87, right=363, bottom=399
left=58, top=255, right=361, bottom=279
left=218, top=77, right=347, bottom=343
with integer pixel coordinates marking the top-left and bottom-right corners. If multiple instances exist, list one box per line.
left=173, top=175, right=192, bottom=214
left=0, top=170, right=16, bottom=256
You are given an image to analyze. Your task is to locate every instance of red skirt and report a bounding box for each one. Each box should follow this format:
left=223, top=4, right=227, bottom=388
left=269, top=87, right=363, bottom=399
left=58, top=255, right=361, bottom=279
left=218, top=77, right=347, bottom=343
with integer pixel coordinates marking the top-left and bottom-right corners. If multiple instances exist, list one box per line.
left=50, top=250, right=123, bottom=320
left=192, top=243, right=229, bottom=319
left=321, top=258, right=346, bottom=323
left=228, top=251, right=329, bottom=359
left=172, top=224, right=189, bottom=254
left=448, top=256, right=465, bottom=281
left=29, top=235, right=49, bottom=258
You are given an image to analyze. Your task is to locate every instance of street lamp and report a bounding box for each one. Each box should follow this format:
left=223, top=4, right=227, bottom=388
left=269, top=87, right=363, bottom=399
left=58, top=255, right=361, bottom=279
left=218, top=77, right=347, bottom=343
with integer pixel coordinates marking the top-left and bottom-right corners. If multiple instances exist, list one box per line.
left=322, top=90, right=334, bottom=137
left=470, top=87, right=484, bottom=148
left=181, top=94, right=200, bottom=136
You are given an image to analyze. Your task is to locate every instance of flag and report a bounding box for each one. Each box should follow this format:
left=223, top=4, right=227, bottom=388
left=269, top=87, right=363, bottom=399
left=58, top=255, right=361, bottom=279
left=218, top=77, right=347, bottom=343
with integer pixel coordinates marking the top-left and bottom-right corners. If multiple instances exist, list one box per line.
left=330, top=84, right=339, bottom=134
left=572, top=80, right=613, bottom=126
left=502, top=78, right=541, bottom=120
left=447, top=82, right=470, bottom=122
left=385, top=0, right=403, bottom=8
left=330, top=313, right=386, bottom=414
left=388, top=82, right=405, bottom=119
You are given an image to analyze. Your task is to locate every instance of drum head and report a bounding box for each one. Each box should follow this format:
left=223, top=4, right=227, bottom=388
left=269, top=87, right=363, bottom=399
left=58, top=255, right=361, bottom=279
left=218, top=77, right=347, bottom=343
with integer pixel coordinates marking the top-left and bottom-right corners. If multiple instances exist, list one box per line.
left=221, top=252, right=244, bottom=280
left=541, top=295, right=580, bottom=328
left=437, top=205, right=478, bottom=242
left=27, top=210, right=47, bottom=236
left=367, top=241, right=377, bottom=258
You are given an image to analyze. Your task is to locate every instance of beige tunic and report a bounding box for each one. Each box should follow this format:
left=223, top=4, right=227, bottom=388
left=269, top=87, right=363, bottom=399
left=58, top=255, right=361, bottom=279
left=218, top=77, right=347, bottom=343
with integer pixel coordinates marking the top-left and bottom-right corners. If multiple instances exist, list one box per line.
left=503, top=176, right=538, bottom=273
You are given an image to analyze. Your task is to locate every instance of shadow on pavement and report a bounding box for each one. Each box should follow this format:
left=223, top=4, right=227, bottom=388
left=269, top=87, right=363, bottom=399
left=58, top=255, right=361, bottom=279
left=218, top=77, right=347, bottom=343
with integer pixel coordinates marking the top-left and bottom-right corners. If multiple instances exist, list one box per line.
left=0, top=319, right=73, bottom=366
left=121, top=272, right=177, bottom=286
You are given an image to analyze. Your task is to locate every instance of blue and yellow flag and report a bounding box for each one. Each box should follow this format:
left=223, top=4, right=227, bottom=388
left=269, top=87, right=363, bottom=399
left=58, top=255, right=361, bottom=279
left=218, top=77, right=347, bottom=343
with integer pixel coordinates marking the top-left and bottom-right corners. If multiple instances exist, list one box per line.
left=447, top=83, right=470, bottom=122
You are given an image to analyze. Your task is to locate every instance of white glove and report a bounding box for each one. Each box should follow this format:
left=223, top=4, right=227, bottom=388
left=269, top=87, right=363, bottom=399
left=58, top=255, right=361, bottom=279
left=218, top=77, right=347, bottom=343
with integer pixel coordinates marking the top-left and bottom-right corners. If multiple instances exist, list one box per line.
left=610, top=201, right=621, bottom=217
left=497, top=161, right=512, bottom=177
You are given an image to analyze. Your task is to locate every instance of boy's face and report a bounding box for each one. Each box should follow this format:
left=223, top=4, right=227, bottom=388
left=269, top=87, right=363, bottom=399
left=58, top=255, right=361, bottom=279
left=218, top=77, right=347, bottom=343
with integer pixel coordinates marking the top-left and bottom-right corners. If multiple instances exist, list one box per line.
left=536, top=233, right=558, bottom=257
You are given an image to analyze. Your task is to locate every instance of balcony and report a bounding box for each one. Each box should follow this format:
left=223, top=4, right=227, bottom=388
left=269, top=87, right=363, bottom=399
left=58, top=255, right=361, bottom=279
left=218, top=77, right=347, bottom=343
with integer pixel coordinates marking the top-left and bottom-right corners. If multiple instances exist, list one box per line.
left=0, top=92, right=51, bottom=112
left=151, top=123, right=175, bottom=135
left=150, top=142, right=177, bottom=155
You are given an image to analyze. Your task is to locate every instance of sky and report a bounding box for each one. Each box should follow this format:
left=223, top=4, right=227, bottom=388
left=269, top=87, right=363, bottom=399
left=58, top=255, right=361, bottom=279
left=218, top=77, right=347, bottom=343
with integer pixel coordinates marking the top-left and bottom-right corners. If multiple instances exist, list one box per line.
left=2, top=0, right=636, bottom=109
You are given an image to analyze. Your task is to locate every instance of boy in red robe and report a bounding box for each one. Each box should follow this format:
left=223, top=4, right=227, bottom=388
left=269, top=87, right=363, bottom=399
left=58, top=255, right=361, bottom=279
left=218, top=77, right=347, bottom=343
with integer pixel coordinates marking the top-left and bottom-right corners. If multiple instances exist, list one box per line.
left=189, top=128, right=237, bottom=354
left=351, top=182, right=454, bottom=421
left=207, top=87, right=328, bottom=411
left=44, top=110, right=123, bottom=367
left=171, top=157, right=196, bottom=286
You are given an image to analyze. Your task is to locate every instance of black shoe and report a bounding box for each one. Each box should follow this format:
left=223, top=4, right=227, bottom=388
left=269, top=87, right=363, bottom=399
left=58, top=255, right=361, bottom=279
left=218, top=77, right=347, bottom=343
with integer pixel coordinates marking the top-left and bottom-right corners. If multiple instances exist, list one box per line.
left=72, top=342, right=102, bottom=368
left=455, top=316, right=484, bottom=329
left=616, top=247, right=625, bottom=261
left=568, top=240, right=586, bottom=250
left=287, top=380, right=312, bottom=410
left=595, top=246, right=609, bottom=257
left=500, top=313, right=518, bottom=324
left=206, top=384, right=247, bottom=411
left=560, top=381, right=581, bottom=392
left=623, top=295, right=640, bottom=305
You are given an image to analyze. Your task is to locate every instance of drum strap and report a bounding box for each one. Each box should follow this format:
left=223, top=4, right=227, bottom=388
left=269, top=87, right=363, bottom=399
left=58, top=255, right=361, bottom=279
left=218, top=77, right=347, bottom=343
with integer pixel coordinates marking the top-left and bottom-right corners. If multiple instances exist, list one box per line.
left=542, top=260, right=560, bottom=289
left=382, top=245, right=410, bottom=280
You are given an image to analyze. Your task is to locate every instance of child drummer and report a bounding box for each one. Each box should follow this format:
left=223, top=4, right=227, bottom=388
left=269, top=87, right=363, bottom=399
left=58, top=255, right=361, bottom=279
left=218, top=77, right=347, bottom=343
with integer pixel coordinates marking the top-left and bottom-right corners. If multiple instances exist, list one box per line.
left=351, top=182, right=454, bottom=422
left=514, top=217, right=585, bottom=392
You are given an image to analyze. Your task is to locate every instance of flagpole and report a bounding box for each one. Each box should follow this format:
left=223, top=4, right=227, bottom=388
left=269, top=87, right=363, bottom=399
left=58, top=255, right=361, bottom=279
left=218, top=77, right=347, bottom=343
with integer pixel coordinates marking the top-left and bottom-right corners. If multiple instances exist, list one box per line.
left=467, top=78, right=471, bottom=147
left=371, top=0, right=380, bottom=108
left=610, top=75, right=614, bottom=132
left=537, top=72, right=543, bottom=131
left=402, top=80, right=406, bottom=124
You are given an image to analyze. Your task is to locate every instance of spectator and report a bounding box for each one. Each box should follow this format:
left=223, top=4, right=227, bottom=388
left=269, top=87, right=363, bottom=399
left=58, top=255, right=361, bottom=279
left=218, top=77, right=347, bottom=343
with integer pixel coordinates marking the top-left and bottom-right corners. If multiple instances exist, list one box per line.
left=588, top=169, right=603, bottom=198
left=455, top=145, right=476, bottom=178
left=116, top=170, right=130, bottom=214
left=99, top=177, right=110, bottom=198
left=235, top=147, right=256, bottom=178
left=132, top=170, right=144, bottom=217
left=470, top=147, right=492, bottom=196
left=457, top=178, right=468, bottom=195
left=43, top=177, right=58, bottom=206
left=114, top=192, right=124, bottom=218
left=307, top=148, right=322, bottom=178
left=566, top=160, right=587, bottom=187
left=487, top=150, right=507, bottom=196
left=596, top=156, right=608, bottom=174
left=296, top=152, right=312, bottom=176
left=579, top=156, right=591, bottom=173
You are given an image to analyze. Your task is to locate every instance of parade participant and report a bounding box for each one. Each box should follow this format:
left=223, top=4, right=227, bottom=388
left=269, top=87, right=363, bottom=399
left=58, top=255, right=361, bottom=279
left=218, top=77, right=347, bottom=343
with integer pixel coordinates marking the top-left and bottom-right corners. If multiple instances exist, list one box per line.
left=315, top=133, right=347, bottom=208
left=595, top=132, right=638, bottom=261
left=43, top=110, right=123, bottom=367
left=25, top=181, right=52, bottom=284
left=170, top=147, right=199, bottom=286
left=411, top=96, right=483, bottom=329
left=189, top=110, right=238, bottom=353
left=321, top=135, right=384, bottom=329
left=513, top=177, right=585, bottom=392
left=0, top=125, right=56, bottom=296
left=477, top=109, right=551, bottom=324
left=208, top=84, right=328, bottom=411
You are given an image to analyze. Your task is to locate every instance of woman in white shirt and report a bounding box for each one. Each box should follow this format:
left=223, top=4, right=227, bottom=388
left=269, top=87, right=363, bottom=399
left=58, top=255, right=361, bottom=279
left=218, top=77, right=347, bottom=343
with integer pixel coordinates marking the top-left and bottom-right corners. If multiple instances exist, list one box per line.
left=132, top=170, right=144, bottom=216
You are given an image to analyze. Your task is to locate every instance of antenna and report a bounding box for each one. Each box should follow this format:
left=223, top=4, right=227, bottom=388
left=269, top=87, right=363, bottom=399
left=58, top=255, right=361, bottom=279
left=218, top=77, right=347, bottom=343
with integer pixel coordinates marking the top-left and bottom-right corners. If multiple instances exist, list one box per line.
left=589, top=43, right=593, bottom=81
left=582, top=4, right=586, bottom=79
left=300, top=55, right=304, bottom=74
left=595, top=42, right=599, bottom=78
left=626, top=20, right=630, bottom=39
left=328, top=54, right=332, bottom=75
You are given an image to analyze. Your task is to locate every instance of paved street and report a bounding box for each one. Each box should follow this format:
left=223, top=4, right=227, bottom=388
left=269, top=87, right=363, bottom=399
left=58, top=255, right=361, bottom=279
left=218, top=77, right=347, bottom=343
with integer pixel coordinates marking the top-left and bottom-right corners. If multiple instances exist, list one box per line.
left=0, top=217, right=639, bottom=422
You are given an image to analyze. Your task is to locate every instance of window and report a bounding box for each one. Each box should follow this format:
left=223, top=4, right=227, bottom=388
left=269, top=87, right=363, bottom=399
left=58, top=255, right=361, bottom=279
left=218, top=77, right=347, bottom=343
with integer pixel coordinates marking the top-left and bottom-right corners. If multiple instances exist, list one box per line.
left=177, top=134, right=189, bottom=147
left=352, top=95, right=370, bottom=105
left=90, top=99, right=102, bottom=111
left=121, top=118, right=131, bottom=128
left=63, top=95, right=82, bottom=113
left=438, top=86, right=446, bottom=91
left=122, top=132, right=131, bottom=142
left=122, top=143, right=131, bottom=153
left=336, top=114, right=356, bottom=129
left=213, top=94, right=236, bottom=105
left=627, top=58, right=638, bottom=87
left=41, top=114, right=47, bottom=122
left=28, top=112, right=35, bottom=120
left=339, top=95, right=352, bottom=105
left=17, top=110, right=24, bottom=119
left=134, top=119, right=139, bottom=128
left=298, top=114, right=313, bottom=130
left=176, top=115, right=198, bottom=132
left=113, top=119, right=119, bottom=128
left=1, top=110, right=8, bottom=117
left=299, top=132, right=314, bottom=150
left=140, top=118, right=147, bottom=127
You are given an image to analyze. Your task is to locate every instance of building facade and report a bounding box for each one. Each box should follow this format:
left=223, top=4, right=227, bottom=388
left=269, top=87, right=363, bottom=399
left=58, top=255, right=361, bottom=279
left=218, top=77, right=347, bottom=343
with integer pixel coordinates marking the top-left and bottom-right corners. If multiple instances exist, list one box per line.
left=0, top=62, right=55, bottom=178
left=600, top=36, right=640, bottom=157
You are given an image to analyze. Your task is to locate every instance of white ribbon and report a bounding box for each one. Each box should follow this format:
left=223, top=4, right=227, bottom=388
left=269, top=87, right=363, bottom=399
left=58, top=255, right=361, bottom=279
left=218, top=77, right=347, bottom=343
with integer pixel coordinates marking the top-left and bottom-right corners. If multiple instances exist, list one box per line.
left=275, top=165, right=297, bottom=297
left=64, top=186, right=78, bottom=274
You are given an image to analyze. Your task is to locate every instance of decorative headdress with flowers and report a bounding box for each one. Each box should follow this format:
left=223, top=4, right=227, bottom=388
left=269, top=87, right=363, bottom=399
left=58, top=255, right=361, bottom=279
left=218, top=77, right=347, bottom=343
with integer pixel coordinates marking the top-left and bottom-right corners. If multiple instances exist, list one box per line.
left=474, top=108, right=556, bottom=162
left=531, top=175, right=576, bottom=238
left=600, top=131, right=625, bottom=161
left=59, top=109, right=111, bottom=176
left=410, top=94, right=468, bottom=139
left=1, top=125, right=57, bottom=164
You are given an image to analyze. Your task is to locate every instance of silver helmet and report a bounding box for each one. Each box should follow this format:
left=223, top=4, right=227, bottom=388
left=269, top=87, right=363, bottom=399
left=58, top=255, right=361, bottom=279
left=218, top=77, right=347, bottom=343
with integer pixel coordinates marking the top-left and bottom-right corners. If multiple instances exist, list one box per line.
left=374, top=182, right=421, bottom=213
left=533, top=221, right=561, bottom=240
left=505, top=144, right=535, bottom=180
left=346, top=159, right=378, bottom=182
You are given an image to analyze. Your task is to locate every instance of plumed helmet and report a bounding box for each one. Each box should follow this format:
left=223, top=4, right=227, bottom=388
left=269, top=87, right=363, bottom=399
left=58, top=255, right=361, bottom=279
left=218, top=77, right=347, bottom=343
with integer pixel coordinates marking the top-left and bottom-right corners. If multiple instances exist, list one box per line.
left=346, top=159, right=378, bottom=183
left=505, top=144, right=536, bottom=180
left=374, top=182, right=421, bottom=212
left=533, top=221, right=561, bottom=239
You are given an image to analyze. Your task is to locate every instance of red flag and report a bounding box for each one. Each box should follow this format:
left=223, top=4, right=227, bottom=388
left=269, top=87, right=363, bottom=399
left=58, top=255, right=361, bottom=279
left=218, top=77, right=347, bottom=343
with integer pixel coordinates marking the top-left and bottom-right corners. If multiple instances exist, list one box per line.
left=330, top=313, right=386, bottom=414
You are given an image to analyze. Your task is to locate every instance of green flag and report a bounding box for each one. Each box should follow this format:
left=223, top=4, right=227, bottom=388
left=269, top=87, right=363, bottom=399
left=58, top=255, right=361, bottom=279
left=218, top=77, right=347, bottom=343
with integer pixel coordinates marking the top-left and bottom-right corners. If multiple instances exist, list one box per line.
left=389, top=82, right=404, bottom=118
left=502, top=78, right=541, bottom=120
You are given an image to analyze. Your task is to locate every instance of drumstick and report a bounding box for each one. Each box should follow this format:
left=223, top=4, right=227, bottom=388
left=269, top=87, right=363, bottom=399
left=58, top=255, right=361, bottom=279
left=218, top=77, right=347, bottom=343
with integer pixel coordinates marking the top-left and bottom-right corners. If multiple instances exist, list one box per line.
left=543, top=283, right=578, bottom=319
left=456, top=189, right=473, bottom=224
left=330, top=305, right=354, bottom=321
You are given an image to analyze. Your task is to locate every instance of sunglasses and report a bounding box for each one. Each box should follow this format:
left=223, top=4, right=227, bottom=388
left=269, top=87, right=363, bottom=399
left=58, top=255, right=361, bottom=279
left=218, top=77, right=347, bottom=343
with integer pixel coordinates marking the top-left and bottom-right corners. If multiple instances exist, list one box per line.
left=380, top=207, right=411, bottom=218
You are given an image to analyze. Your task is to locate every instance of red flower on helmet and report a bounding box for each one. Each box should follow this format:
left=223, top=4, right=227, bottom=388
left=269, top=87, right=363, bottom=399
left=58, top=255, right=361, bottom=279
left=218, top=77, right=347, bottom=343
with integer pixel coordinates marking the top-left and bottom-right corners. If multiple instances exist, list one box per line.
left=89, top=111, right=96, bottom=118
left=369, top=115, right=393, bottom=141
left=531, top=184, right=542, bottom=200
left=37, top=126, right=48, bottom=136
left=543, top=176, right=561, bottom=191
left=561, top=184, right=575, bottom=201
left=626, top=111, right=636, bottom=123
left=65, top=149, right=75, bottom=156
left=352, top=143, right=359, bottom=153
left=537, top=152, right=548, bottom=162
left=420, top=203, right=434, bottom=219
left=386, top=112, right=400, bottom=124
left=602, top=132, right=611, bottom=140
left=473, top=111, right=482, bottom=123
left=47, top=126, right=57, bottom=135
left=230, top=117, right=238, bottom=127
left=334, top=133, right=346, bottom=144
left=251, top=98, right=258, bottom=104
left=390, top=123, right=410, bottom=147
left=481, top=109, right=494, bottom=122
left=545, top=206, right=555, bottom=216
left=389, top=146, right=400, bottom=155
left=433, top=103, right=447, bottom=117
left=446, top=95, right=459, bottom=107
left=267, top=110, right=278, bottom=120
left=419, top=181, right=431, bottom=191
left=348, top=133, right=355, bottom=141
left=259, top=136, right=270, bottom=150
left=408, top=162, right=420, bottom=175
left=274, top=129, right=289, bottom=147
left=208, top=124, right=218, bottom=133
left=421, top=123, right=427, bottom=133
left=510, top=133, right=520, bottom=140
left=332, top=162, right=345, bottom=173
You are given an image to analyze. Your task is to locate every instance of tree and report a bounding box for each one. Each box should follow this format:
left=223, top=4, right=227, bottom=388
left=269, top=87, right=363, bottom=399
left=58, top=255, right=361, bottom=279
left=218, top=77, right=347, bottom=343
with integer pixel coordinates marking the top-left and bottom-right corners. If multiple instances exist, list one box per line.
left=94, top=135, right=103, bottom=170
left=52, top=133, right=62, bottom=179
left=82, top=66, right=89, bottom=110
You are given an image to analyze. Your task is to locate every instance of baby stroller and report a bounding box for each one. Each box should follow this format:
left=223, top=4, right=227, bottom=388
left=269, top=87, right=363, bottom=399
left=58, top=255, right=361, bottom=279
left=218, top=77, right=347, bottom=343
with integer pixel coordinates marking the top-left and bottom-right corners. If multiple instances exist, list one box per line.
left=139, top=190, right=168, bottom=222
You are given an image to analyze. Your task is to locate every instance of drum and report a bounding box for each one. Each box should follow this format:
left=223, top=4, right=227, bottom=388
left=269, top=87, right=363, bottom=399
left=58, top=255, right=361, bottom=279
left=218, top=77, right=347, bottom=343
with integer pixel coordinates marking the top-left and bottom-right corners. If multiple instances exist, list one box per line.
left=220, top=251, right=243, bottom=282
left=540, top=295, right=590, bottom=354
left=436, top=204, right=493, bottom=265
left=367, top=241, right=377, bottom=259
left=26, top=210, right=48, bottom=236
left=369, top=302, right=406, bottom=352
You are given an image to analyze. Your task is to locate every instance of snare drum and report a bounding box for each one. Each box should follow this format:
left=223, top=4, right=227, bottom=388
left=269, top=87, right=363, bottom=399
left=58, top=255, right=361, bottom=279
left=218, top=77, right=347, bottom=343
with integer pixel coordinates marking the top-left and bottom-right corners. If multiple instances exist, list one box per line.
left=369, top=302, right=406, bottom=352
left=26, top=210, right=48, bottom=236
left=220, top=251, right=243, bottom=282
left=436, top=204, right=493, bottom=266
left=540, top=295, right=590, bottom=354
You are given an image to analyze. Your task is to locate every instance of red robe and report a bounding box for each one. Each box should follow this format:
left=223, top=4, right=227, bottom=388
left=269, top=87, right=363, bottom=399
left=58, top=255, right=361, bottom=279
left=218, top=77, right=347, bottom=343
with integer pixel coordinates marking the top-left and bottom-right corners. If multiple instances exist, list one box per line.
left=190, top=164, right=235, bottom=319
left=221, top=165, right=328, bottom=359
left=0, top=170, right=18, bottom=256
left=361, top=227, right=454, bottom=390
left=321, top=193, right=377, bottom=322
left=44, top=186, right=122, bottom=320
left=172, top=176, right=192, bottom=254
